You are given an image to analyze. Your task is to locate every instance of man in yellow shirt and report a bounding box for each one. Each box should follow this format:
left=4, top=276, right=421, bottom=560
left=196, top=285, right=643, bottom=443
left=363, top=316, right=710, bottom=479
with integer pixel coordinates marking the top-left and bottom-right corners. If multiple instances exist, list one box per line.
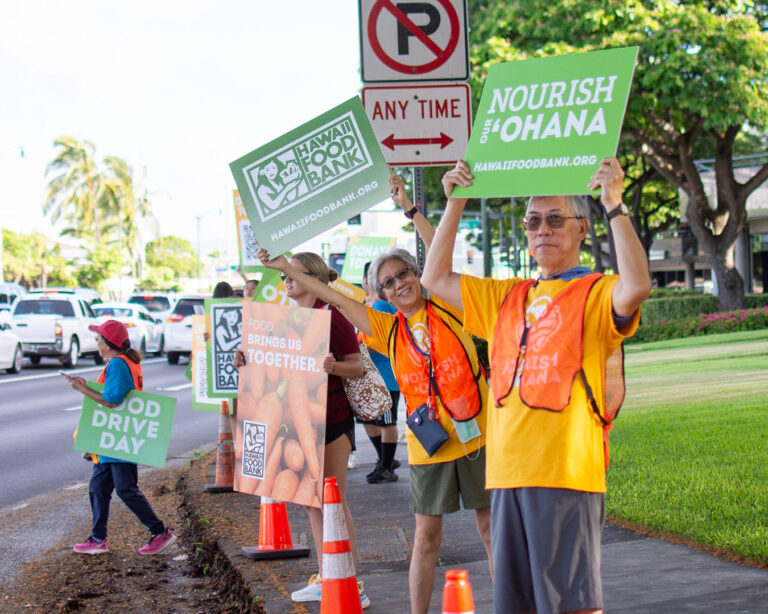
left=421, top=158, right=651, bottom=614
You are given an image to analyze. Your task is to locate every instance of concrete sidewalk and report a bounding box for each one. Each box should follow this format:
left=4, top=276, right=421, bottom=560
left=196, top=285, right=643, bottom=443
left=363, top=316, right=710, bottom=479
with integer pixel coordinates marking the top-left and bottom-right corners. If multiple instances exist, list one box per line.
left=210, top=418, right=768, bottom=613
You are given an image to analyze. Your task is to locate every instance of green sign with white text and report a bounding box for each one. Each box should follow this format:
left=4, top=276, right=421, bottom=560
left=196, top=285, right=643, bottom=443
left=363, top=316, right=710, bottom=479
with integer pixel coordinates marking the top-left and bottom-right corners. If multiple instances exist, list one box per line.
left=454, top=47, right=638, bottom=198
left=74, top=383, right=176, bottom=468
left=230, top=97, right=391, bottom=255
left=340, top=236, right=396, bottom=284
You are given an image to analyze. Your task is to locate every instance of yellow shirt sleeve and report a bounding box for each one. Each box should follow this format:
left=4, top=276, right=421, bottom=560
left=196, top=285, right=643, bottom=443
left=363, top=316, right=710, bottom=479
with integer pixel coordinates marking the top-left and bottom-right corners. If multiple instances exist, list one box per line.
left=361, top=305, right=396, bottom=356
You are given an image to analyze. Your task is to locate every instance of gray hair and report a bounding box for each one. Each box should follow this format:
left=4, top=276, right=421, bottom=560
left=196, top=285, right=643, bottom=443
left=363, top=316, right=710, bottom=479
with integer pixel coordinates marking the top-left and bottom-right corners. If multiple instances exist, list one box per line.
left=367, top=248, right=428, bottom=301
left=526, top=195, right=590, bottom=221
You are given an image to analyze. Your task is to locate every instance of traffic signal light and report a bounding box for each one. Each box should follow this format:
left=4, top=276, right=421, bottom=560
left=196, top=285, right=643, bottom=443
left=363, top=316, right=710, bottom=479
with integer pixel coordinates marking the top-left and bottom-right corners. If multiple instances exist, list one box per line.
left=466, top=250, right=473, bottom=264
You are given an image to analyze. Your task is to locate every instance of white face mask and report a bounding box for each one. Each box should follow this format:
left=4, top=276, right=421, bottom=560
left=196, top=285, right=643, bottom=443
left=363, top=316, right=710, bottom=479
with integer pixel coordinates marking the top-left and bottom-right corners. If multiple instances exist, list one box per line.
left=452, top=417, right=481, bottom=444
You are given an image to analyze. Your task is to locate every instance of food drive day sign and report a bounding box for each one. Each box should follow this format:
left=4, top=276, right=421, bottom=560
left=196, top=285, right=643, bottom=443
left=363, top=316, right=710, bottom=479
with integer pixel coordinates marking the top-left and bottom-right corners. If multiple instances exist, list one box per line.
left=230, top=97, right=391, bottom=255
left=74, top=384, right=176, bottom=468
left=454, top=47, right=638, bottom=198
left=234, top=302, right=330, bottom=508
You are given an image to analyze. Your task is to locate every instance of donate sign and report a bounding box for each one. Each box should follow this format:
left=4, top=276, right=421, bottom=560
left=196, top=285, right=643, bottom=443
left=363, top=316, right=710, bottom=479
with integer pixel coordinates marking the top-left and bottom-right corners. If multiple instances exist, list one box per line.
left=230, top=96, right=391, bottom=255
left=340, top=236, right=396, bottom=284
left=74, top=384, right=176, bottom=468
left=454, top=47, right=638, bottom=198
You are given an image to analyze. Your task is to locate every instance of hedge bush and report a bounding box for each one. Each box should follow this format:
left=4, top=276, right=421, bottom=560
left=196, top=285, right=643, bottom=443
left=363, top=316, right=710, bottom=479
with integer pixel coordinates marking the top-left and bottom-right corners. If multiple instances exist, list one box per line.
left=629, top=305, right=768, bottom=343
left=642, top=293, right=767, bottom=322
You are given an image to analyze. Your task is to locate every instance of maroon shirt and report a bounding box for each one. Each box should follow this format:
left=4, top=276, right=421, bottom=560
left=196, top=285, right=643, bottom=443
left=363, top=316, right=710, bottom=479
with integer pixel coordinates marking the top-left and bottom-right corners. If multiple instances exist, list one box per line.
left=314, top=298, right=359, bottom=425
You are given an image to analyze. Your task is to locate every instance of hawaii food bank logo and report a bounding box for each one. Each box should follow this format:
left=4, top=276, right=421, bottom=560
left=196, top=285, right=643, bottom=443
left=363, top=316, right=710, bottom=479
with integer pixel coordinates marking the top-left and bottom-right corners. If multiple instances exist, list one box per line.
left=242, top=111, right=373, bottom=222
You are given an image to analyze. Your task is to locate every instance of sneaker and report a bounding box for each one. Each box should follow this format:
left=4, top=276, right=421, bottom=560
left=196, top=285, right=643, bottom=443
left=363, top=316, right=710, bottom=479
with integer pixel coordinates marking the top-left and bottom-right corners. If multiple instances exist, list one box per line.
left=366, top=461, right=383, bottom=480
left=138, top=528, right=176, bottom=555
left=358, top=580, right=371, bottom=609
left=347, top=453, right=359, bottom=470
left=366, top=465, right=398, bottom=484
left=73, top=537, right=108, bottom=554
left=391, top=458, right=401, bottom=470
left=291, top=574, right=322, bottom=602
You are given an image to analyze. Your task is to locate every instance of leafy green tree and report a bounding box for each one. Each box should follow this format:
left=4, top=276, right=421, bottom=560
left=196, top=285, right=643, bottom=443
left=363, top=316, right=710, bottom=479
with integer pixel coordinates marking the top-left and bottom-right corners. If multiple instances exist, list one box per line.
left=141, top=235, right=197, bottom=289
left=74, top=245, right=122, bottom=291
left=467, top=0, right=768, bottom=309
left=1, top=229, right=74, bottom=288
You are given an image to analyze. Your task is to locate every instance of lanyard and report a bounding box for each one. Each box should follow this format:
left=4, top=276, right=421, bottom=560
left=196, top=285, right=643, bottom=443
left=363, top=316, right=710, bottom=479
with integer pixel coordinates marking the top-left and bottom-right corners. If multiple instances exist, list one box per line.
left=403, top=307, right=438, bottom=421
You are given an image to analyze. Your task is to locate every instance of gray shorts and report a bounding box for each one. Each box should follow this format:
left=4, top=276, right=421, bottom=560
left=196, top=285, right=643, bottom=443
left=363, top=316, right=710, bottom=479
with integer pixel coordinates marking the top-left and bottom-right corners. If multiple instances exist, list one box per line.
left=490, top=487, right=604, bottom=614
left=409, top=447, right=490, bottom=515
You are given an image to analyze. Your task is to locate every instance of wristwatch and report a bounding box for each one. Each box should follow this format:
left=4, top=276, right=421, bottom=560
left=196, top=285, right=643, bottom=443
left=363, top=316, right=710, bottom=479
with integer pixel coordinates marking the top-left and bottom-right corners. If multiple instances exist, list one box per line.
left=605, top=203, right=629, bottom=221
left=404, top=206, right=419, bottom=220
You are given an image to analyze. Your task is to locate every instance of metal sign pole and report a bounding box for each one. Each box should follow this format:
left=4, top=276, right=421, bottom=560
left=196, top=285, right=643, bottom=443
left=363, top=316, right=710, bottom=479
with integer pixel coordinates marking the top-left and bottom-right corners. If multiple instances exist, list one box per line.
left=413, top=166, right=427, bottom=271
left=481, top=198, right=491, bottom=277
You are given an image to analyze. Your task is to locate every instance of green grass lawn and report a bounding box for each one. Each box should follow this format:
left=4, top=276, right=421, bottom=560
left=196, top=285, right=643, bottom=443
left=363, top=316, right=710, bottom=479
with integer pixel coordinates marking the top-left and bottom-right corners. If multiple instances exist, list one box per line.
left=607, top=329, right=768, bottom=563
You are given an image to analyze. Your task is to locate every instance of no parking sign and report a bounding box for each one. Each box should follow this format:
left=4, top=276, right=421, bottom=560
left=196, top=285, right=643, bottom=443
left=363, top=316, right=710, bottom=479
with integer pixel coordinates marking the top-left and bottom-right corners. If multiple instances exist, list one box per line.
left=359, top=0, right=469, bottom=83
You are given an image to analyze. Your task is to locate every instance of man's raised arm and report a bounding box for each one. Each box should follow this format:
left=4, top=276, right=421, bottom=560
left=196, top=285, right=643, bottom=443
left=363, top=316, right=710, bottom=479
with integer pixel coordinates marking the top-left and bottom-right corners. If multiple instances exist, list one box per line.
left=588, top=158, right=651, bottom=318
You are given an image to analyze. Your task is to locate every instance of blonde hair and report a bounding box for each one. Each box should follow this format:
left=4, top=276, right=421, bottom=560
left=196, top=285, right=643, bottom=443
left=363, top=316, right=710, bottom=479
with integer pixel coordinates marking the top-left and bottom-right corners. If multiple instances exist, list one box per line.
left=291, top=252, right=338, bottom=284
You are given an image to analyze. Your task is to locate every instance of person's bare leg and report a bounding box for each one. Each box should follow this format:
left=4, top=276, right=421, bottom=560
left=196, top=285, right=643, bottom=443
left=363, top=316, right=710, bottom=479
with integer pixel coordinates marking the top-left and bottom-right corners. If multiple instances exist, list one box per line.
left=474, top=506, right=493, bottom=577
left=409, top=513, right=443, bottom=614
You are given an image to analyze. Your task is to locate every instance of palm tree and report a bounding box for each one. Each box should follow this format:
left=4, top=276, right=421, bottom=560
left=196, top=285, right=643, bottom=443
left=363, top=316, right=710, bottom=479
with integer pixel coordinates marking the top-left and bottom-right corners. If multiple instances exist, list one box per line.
left=44, top=136, right=107, bottom=246
left=101, top=156, right=158, bottom=278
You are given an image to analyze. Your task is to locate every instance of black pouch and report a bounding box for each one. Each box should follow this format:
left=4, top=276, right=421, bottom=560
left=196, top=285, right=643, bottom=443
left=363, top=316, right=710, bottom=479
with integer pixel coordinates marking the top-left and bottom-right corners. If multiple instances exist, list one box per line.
left=406, top=403, right=449, bottom=457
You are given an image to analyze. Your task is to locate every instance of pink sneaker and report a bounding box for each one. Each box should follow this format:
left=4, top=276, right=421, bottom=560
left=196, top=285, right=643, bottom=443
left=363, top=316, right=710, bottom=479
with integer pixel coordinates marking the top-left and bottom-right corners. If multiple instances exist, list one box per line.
left=138, top=529, right=176, bottom=555
left=73, top=537, right=108, bottom=554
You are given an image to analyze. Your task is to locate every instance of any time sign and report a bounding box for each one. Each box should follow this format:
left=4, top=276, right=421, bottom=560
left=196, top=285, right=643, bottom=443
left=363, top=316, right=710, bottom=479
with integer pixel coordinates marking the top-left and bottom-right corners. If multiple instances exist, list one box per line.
left=359, top=0, right=469, bottom=83
left=362, top=83, right=472, bottom=166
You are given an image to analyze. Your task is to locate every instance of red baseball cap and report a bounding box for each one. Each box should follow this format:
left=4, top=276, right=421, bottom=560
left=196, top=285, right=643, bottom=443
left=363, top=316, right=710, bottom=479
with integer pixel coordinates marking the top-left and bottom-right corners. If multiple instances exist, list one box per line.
left=89, top=319, right=130, bottom=348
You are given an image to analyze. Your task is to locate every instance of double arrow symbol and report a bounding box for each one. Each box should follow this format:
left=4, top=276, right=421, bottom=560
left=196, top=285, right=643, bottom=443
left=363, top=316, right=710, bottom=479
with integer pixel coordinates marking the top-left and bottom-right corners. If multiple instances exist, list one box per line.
left=381, top=132, right=453, bottom=151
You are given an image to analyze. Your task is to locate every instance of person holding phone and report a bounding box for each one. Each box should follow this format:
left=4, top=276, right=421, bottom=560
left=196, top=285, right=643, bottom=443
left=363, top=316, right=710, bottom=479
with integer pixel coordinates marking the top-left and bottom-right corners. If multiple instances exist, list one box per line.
left=66, top=319, right=176, bottom=556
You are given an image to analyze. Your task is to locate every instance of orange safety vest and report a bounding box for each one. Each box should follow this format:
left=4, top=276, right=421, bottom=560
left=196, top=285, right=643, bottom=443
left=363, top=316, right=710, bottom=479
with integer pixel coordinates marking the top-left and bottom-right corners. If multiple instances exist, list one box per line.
left=390, top=301, right=482, bottom=422
left=491, top=274, right=626, bottom=468
left=97, top=354, right=143, bottom=391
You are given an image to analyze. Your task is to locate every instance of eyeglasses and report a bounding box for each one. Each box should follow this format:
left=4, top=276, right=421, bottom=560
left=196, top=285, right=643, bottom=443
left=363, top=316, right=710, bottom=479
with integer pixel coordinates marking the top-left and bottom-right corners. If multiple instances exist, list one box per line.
left=380, top=268, right=414, bottom=290
left=522, top=213, right=582, bottom=231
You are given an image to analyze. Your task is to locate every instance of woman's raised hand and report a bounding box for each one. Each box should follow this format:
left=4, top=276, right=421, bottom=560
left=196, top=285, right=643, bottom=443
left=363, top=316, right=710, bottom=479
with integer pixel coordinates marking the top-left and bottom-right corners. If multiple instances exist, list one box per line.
left=388, top=167, right=412, bottom=211
left=257, top=248, right=289, bottom=271
left=441, top=160, right=473, bottom=199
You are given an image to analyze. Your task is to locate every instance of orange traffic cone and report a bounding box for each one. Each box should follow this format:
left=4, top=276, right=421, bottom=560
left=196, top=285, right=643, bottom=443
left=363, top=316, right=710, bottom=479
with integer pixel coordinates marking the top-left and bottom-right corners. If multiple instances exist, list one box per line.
left=205, top=400, right=234, bottom=493
left=241, top=496, right=310, bottom=560
left=442, top=569, right=474, bottom=614
left=320, top=477, right=362, bottom=614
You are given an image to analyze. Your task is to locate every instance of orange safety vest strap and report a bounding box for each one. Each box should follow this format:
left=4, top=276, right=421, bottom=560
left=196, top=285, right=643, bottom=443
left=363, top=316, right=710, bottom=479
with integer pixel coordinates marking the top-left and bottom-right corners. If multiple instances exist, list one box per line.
left=96, top=354, right=143, bottom=390
left=390, top=301, right=482, bottom=421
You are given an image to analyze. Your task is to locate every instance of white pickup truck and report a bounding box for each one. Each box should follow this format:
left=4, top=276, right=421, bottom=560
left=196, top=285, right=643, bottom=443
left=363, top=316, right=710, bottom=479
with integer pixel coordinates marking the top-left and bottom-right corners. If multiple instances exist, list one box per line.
left=11, top=291, right=102, bottom=368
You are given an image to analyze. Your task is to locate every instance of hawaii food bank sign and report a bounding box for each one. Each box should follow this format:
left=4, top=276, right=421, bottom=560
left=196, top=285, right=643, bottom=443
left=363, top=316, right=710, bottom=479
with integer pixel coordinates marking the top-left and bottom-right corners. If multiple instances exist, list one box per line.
left=230, top=96, right=391, bottom=255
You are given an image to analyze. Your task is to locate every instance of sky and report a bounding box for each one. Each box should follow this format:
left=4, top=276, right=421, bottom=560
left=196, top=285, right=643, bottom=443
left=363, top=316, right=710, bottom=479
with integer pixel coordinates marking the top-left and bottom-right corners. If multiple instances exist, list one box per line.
left=0, top=0, right=368, bottom=260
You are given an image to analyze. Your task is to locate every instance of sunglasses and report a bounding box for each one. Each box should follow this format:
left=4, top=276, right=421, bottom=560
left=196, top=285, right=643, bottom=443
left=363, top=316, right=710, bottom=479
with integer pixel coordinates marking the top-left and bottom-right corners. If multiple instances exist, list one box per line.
left=380, top=268, right=414, bottom=290
left=281, top=272, right=316, bottom=283
left=523, top=213, right=582, bottom=231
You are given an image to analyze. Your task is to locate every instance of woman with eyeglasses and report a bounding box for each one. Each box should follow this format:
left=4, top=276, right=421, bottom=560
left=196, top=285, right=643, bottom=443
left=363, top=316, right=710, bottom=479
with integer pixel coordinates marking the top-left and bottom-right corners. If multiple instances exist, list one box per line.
left=257, top=171, right=491, bottom=614
left=241, top=251, right=370, bottom=608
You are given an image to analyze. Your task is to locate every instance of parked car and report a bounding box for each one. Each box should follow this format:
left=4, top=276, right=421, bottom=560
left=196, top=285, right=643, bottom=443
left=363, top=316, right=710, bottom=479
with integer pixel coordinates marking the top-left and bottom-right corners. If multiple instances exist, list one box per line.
left=0, top=282, right=26, bottom=321
left=92, top=302, right=165, bottom=356
left=0, top=321, right=23, bottom=374
left=127, top=292, right=177, bottom=322
left=164, top=295, right=206, bottom=364
left=11, top=291, right=101, bottom=368
left=31, top=287, right=102, bottom=306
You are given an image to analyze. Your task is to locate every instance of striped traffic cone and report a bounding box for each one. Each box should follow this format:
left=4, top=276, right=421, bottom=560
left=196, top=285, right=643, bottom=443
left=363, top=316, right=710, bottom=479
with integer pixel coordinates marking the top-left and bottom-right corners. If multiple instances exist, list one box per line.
left=241, top=497, right=310, bottom=560
left=320, top=477, right=362, bottom=614
left=442, top=569, right=474, bottom=614
left=205, top=400, right=234, bottom=493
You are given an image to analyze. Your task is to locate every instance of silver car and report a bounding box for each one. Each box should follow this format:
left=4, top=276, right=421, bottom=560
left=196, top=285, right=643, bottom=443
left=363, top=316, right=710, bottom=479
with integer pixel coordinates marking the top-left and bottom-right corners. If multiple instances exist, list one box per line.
left=92, top=302, right=165, bottom=356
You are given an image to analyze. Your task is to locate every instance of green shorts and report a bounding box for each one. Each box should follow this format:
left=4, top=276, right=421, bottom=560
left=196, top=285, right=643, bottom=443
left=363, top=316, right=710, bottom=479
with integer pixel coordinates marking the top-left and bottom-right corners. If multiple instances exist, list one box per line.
left=409, top=447, right=490, bottom=515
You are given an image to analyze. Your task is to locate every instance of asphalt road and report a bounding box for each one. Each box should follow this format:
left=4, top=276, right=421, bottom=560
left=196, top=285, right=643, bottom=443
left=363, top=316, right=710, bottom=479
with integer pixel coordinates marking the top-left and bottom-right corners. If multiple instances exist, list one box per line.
left=0, top=356, right=219, bottom=509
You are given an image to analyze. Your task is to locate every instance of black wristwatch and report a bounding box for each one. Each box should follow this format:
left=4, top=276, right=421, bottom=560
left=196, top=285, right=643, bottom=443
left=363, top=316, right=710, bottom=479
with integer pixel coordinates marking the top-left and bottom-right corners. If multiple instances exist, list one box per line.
left=404, top=206, right=419, bottom=220
left=605, top=203, right=629, bottom=221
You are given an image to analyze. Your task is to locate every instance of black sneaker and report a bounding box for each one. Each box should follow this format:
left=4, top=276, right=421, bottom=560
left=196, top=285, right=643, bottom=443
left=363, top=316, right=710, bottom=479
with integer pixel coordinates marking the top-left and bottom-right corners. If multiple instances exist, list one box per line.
left=366, top=465, right=398, bottom=484
left=391, top=459, right=401, bottom=470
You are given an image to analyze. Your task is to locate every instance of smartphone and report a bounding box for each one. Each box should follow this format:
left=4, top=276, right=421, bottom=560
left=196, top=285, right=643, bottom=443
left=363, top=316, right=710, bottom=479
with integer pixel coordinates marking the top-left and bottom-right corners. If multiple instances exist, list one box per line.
left=58, top=370, right=70, bottom=377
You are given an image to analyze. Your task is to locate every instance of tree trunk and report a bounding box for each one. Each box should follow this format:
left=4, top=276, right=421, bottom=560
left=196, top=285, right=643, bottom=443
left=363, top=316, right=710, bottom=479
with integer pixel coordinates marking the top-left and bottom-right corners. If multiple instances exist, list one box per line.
left=703, top=245, right=746, bottom=311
